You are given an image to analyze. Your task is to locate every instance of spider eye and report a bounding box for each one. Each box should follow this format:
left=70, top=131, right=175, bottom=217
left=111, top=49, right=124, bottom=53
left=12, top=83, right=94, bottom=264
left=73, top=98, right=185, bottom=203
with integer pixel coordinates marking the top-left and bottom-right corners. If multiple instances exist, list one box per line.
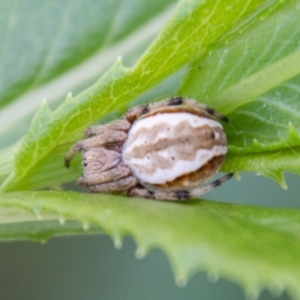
left=141, top=106, right=149, bottom=114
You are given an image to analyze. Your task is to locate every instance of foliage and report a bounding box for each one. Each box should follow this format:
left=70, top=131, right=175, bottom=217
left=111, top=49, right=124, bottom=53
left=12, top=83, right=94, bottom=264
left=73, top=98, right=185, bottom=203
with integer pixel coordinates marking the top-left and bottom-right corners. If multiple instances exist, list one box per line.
left=1, top=0, right=300, bottom=298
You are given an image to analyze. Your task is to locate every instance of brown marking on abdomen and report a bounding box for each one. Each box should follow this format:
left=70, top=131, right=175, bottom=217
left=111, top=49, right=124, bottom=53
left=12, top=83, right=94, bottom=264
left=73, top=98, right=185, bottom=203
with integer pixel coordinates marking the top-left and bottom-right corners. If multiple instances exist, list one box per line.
left=140, top=106, right=214, bottom=121
left=126, top=123, right=226, bottom=162
left=144, top=155, right=225, bottom=191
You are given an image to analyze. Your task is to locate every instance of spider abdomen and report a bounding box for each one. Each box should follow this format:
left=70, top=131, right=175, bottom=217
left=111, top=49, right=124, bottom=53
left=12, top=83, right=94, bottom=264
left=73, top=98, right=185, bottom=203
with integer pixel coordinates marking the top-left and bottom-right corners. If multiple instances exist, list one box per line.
left=122, top=109, right=227, bottom=191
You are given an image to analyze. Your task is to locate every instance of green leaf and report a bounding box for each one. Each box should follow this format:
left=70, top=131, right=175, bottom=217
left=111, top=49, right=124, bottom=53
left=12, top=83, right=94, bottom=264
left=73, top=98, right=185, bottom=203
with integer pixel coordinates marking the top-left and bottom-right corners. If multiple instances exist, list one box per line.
left=0, top=219, right=101, bottom=242
left=1, top=0, right=300, bottom=298
left=178, top=0, right=300, bottom=186
left=179, top=0, right=300, bottom=113
left=223, top=123, right=300, bottom=188
left=1, top=191, right=300, bottom=299
left=0, top=0, right=176, bottom=147
left=0, top=0, right=175, bottom=109
left=0, top=0, right=268, bottom=191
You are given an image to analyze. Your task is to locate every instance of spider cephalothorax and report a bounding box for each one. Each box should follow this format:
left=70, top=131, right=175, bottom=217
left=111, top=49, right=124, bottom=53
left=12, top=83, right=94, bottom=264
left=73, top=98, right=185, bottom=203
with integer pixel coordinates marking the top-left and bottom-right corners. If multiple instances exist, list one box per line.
left=65, top=97, right=232, bottom=200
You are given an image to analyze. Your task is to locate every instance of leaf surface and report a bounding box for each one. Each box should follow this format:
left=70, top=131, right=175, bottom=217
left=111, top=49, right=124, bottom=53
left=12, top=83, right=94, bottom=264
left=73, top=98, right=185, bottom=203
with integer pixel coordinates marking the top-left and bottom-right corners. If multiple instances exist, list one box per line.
left=1, top=191, right=300, bottom=299
left=178, top=0, right=300, bottom=187
left=0, top=0, right=175, bottom=109
left=0, top=0, right=268, bottom=191
left=0, top=0, right=176, bottom=146
left=0, top=0, right=300, bottom=298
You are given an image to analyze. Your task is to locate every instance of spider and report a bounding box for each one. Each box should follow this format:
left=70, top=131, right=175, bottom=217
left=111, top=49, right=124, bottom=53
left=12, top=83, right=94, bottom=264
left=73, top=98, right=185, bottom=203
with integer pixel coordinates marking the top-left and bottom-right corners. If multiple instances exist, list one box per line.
left=65, top=96, right=233, bottom=200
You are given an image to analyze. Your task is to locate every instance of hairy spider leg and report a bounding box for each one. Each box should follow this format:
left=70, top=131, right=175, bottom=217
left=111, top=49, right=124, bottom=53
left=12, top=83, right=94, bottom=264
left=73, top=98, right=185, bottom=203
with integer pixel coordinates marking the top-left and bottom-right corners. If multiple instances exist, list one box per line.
left=77, top=165, right=131, bottom=186
left=84, top=119, right=131, bottom=138
left=64, top=130, right=127, bottom=168
left=86, top=176, right=138, bottom=193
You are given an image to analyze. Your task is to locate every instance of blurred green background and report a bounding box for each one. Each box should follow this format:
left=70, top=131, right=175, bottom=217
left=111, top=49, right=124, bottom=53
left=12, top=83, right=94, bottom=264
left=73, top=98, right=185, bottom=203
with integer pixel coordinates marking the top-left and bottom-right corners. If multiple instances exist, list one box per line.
left=0, top=173, right=297, bottom=300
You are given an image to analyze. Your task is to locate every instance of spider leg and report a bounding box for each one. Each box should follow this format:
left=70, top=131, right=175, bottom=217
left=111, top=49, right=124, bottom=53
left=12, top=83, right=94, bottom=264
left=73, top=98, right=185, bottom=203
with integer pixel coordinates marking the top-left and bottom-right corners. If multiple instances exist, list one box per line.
left=128, top=173, right=233, bottom=201
left=77, top=165, right=131, bottom=186
left=64, top=130, right=127, bottom=167
left=86, top=176, right=138, bottom=193
left=84, top=119, right=131, bottom=138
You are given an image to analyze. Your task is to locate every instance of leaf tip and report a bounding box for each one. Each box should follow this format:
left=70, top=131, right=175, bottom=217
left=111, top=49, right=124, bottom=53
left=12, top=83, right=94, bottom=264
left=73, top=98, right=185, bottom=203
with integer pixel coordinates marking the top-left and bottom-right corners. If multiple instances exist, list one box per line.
left=233, top=171, right=241, bottom=181
left=112, top=231, right=123, bottom=249
left=276, top=172, right=287, bottom=189
left=29, top=97, right=53, bottom=127
left=32, top=206, right=42, bottom=220
left=65, top=92, right=74, bottom=103
left=287, top=122, right=300, bottom=140
left=244, top=286, right=261, bottom=300
left=58, top=215, right=65, bottom=225
left=263, top=170, right=287, bottom=189
left=175, top=274, right=188, bottom=288
left=40, top=97, right=52, bottom=113
left=207, top=270, right=220, bottom=283
left=114, top=55, right=125, bottom=69
left=82, top=222, right=90, bottom=231
left=135, top=246, right=148, bottom=259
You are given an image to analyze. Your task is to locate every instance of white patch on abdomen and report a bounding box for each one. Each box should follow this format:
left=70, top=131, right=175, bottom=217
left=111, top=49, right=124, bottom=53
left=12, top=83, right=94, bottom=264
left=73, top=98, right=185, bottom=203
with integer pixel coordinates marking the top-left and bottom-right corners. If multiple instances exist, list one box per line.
left=127, top=146, right=227, bottom=184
